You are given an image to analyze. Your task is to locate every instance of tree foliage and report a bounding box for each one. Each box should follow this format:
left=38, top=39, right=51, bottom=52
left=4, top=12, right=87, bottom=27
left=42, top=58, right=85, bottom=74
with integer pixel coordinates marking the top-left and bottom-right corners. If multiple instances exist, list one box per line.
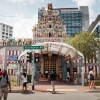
left=66, top=31, right=100, bottom=60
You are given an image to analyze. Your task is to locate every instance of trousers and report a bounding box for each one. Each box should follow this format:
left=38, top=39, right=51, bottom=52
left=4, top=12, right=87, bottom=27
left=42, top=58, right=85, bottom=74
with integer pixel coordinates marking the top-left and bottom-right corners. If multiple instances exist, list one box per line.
left=51, top=81, right=56, bottom=92
left=0, top=87, right=8, bottom=100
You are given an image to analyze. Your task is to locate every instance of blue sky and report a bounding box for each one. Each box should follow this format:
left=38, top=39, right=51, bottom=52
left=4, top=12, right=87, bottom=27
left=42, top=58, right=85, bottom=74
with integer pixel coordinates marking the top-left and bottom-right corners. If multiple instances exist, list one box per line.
left=0, top=0, right=100, bottom=39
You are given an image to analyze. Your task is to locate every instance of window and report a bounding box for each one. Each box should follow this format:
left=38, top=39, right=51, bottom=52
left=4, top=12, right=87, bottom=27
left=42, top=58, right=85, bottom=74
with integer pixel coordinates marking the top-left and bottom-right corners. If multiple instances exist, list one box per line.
left=6, top=33, right=8, bottom=35
left=3, top=25, right=5, bottom=27
left=49, top=25, right=51, bottom=28
left=9, top=34, right=12, bottom=36
left=2, top=32, right=5, bottom=34
left=10, top=27, right=12, bottom=29
left=49, top=18, right=51, bottom=21
left=49, top=32, right=52, bottom=37
left=6, top=26, right=8, bottom=29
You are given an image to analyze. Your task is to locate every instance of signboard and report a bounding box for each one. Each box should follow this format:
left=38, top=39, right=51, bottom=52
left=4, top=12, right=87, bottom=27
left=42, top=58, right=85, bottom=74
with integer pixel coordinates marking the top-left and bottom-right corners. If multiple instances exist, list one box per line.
left=7, top=55, right=18, bottom=63
left=24, top=46, right=44, bottom=50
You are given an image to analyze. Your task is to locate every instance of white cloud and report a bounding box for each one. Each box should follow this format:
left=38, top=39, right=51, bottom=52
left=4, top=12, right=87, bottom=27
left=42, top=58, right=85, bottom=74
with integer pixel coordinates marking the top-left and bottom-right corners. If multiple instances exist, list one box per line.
left=73, top=0, right=96, bottom=7
left=6, top=0, right=45, bottom=3
left=13, top=14, right=38, bottom=39
left=73, top=0, right=97, bottom=24
left=0, top=14, right=38, bottom=39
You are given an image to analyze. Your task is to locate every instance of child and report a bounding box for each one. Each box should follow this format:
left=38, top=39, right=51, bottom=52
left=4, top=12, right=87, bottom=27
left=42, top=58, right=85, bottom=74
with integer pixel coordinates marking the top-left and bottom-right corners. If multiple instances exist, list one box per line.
left=20, top=73, right=28, bottom=93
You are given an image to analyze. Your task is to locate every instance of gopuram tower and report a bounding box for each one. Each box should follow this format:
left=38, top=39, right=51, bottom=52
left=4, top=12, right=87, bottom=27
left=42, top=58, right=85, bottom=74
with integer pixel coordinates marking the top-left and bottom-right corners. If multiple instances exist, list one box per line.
left=32, top=4, right=67, bottom=44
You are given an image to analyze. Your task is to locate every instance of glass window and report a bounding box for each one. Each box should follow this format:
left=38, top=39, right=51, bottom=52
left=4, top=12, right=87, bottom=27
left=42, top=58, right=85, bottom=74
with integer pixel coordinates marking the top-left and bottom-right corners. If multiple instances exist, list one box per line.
left=3, top=25, right=5, bottom=27
left=2, top=32, right=5, bottom=34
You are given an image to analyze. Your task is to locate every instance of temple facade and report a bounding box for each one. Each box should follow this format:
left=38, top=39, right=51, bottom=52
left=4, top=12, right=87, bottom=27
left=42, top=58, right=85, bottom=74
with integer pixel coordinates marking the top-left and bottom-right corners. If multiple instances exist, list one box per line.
left=32, top=4, right=67, bottom=44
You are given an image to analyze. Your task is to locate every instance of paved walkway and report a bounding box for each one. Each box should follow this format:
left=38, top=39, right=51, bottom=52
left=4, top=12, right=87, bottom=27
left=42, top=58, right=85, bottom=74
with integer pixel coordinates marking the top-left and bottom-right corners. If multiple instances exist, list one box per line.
left=9, top=81, right=100, bottom=93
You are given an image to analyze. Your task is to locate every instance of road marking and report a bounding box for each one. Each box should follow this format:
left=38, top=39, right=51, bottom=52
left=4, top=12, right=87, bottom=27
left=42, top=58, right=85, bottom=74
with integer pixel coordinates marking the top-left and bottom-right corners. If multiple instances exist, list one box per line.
left=47, top=89, right=78, bottom=91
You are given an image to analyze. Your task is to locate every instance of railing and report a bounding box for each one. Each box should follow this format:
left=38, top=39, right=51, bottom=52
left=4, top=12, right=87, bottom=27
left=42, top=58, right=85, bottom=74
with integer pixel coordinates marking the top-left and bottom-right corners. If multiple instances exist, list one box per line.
left=8, top=75, right=21, bottom=86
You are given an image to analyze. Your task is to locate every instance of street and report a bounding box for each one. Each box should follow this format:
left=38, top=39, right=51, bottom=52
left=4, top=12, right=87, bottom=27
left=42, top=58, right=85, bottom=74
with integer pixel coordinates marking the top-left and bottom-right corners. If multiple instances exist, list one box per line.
left=7, top=91, right=100, bottom=100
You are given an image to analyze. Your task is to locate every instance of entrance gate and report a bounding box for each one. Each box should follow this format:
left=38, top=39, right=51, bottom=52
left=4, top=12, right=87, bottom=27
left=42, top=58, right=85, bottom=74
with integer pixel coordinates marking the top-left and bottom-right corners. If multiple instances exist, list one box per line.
left=20, top=42, right=100, bottom=85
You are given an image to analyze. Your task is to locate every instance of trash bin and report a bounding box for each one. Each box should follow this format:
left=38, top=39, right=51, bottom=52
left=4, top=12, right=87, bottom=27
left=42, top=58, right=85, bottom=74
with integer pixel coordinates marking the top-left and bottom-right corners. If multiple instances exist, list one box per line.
left=27, top=75, right=32, bottom=83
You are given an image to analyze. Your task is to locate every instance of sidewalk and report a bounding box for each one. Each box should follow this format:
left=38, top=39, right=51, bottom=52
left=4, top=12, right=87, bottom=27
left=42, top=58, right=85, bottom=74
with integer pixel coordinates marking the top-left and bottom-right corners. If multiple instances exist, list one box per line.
left=10, top=83, right=100, bottom=93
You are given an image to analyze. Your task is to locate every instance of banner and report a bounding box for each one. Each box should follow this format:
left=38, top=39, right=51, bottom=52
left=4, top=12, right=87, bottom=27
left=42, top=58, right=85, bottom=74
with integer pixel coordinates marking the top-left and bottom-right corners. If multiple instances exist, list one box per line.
left=7, top=55, right=18, bottom=63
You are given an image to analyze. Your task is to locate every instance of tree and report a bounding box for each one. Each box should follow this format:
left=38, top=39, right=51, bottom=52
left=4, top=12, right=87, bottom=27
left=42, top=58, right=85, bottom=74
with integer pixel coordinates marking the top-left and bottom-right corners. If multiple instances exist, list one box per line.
left=66, top=31, right=100, bottom=72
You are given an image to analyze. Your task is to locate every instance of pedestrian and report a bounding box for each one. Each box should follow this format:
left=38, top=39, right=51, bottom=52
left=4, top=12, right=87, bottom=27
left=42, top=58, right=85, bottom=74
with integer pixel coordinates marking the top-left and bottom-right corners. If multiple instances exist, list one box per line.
left=50, top=70, right=57, bottom=94
left=0, top=70, right=9, bottom=100
left=89, top=68, right=95, bottom=89
left=0, top=69, right=2, bottom=79
left=3, top=70, right=11, bottom=92
left=45, top=70, right=48, bottom=78
left=20, top=73, right=28, bottom=93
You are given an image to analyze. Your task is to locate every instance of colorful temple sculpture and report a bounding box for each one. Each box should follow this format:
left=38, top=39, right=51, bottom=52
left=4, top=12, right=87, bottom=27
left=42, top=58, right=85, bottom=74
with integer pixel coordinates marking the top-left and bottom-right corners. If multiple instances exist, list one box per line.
left=1, top=38, right=33, bottom=47
left=32, top=4, right=67, bottom=44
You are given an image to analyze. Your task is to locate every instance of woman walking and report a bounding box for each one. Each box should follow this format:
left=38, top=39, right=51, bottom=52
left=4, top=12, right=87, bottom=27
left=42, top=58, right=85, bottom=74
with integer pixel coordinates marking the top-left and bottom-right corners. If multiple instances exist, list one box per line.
left=89, top=68, right=95, bottom=89
left=21, top=73, right=28, bottom=93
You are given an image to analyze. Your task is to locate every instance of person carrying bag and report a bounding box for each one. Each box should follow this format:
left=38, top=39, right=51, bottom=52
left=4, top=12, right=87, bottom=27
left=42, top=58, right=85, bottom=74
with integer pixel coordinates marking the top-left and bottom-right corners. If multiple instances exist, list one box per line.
left=0, top=71, right=9, bottom=100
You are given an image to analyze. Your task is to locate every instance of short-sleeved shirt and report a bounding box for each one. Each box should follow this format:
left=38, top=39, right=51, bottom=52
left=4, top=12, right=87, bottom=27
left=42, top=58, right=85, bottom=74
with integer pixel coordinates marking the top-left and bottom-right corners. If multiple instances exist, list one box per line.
left=0, top=71, right=2, bottom=76
left=22, top=76, right=27, bottom=83
left=50, top=72, right=57, bottom=81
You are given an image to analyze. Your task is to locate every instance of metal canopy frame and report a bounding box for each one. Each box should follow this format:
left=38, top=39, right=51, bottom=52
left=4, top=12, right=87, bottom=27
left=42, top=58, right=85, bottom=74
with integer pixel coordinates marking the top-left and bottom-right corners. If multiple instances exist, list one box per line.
left=19, top=42, right=84, bottom=61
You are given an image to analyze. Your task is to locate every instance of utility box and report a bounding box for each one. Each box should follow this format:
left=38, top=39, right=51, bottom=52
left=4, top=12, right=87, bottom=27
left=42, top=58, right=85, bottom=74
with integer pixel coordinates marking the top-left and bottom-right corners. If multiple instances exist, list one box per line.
left=27, top=75, right=32, bottom=83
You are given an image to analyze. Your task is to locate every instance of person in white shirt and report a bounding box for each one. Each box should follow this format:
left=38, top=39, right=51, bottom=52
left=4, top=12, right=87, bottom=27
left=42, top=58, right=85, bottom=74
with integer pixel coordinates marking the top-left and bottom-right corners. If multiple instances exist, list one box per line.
left=89, top=68, right=95, bottom=89
left=21, top=73, right=28, bottom=93
left=45, top=71, right=48, bottom=78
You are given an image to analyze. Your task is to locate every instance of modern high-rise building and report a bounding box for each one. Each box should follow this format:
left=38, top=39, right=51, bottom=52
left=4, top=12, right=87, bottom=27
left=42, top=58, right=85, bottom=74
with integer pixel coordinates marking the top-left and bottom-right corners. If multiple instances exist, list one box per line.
left=38, top=4, right=89, bottom=36
left=0, top=23, right=13, bottom=42
left=88, top=15, right=100, bottom=40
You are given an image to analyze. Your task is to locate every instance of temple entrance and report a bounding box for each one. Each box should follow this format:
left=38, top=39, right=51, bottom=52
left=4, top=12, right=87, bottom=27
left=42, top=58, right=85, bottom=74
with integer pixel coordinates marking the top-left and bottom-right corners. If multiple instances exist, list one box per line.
left=43, top=54, right=57, bottom=77
left=19, top=42, right=84, bottom=83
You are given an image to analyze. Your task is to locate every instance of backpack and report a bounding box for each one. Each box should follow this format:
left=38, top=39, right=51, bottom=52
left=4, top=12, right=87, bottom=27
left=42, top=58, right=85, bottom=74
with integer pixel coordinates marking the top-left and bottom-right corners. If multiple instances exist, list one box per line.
left=0, top=76, right=8, bottom=88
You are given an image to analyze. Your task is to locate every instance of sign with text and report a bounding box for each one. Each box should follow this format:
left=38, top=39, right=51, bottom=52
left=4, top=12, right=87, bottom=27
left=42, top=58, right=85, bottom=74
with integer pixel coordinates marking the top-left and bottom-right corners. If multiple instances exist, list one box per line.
left=24, top=46, right=44, bottom=50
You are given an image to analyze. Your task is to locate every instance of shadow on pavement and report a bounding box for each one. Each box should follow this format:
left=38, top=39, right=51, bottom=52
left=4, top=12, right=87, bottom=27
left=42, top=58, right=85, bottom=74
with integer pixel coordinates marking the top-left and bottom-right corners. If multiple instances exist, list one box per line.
left=9, top=90, right=34, bottom=94
left=50, top=91, right=66, bottom=94
left=85, top=89, right=100, bottom=93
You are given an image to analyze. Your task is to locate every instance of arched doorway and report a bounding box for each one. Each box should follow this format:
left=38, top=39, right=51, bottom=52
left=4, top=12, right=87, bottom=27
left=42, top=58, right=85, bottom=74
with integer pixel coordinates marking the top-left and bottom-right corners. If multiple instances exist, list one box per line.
left=19, top=42, right=83, bottom=82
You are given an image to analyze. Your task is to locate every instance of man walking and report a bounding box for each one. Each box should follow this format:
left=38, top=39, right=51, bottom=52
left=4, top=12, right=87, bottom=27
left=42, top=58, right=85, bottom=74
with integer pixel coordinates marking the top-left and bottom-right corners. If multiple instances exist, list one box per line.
left=4, top=70, right=11, bottom=92
left=0, top=70, right=9, bottom=100
left=50, top=70, right=57, bottom=94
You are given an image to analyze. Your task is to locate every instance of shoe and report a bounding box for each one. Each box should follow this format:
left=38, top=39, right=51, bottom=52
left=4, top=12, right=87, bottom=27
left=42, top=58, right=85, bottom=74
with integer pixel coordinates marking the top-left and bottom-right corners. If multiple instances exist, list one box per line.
left=52, top=91, right=56, bottom=94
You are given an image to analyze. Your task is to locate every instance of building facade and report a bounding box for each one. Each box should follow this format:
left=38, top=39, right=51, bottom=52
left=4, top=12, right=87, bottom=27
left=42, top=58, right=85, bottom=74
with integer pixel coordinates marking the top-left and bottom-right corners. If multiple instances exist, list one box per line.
left=88, top=14, right=100, bottom=69
left=88, top=15, right=100, bottom=42
left=0, top=23, right=13, bottom=42
left=0, top=37, right=34, bottom=75
left=38, top=4, right=89, bottom=37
